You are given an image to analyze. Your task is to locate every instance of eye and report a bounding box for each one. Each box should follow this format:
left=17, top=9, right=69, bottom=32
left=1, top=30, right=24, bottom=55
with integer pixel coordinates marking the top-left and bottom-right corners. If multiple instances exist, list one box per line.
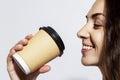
left=94, top=24, right=102, bottom=27
left=93, top=19, right=103, bottom=28
left=93, top=24, right=102, bottom=29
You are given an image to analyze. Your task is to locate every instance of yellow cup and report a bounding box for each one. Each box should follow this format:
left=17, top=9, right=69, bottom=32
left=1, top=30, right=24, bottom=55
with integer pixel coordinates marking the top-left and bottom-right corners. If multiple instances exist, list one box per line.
left=13, top=26, right=65, bottom=75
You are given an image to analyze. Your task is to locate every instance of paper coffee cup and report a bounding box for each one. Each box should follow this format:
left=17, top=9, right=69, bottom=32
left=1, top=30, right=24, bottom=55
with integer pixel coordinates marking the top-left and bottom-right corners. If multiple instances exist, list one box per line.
left=13, top=26, right=65, bottom=75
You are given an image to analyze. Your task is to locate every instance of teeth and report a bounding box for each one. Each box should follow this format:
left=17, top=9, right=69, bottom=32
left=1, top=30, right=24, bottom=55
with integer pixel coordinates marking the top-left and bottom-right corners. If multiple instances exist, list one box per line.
left=82, top=45, right=93, bottom=50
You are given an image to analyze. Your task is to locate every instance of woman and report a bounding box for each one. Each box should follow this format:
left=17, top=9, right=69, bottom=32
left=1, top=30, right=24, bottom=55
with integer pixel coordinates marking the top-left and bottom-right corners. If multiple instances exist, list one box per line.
left=77, top=0, right=120, bottom=80
left=7, top=0, right=120, bottom=80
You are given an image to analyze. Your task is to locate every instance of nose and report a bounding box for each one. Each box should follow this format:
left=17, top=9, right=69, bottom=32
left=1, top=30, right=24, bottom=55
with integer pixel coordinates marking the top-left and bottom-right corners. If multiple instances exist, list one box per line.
left=77, top=24, right=90, bottom=39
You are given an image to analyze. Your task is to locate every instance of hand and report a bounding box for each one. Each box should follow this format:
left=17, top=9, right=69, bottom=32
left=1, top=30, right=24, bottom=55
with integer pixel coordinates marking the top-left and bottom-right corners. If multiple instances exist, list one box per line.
left=7, top=34, right=51, bottom=80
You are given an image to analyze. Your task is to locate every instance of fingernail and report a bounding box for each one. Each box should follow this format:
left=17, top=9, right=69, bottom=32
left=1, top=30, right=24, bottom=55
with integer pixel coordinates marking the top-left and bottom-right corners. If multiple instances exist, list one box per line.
left=17, top=44, right=22, bottom=47
left=22, top=39, right=27, bottom=42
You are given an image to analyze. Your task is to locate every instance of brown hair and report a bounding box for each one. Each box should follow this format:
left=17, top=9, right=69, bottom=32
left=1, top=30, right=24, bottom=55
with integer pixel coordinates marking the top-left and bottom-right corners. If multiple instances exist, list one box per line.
left=99, top=0, right=120, bottom=80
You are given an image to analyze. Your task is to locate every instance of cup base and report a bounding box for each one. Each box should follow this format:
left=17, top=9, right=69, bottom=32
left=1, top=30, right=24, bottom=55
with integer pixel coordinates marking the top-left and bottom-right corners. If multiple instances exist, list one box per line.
left=13, top=53, right=31, bottom=75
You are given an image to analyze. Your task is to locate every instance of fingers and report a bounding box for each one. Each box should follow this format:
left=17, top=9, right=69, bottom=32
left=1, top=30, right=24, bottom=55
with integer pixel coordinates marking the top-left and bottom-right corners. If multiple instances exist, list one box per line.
left=7, top=34, right=33, bottom=73
left=31, top=65, right=51, bottom=78
left=39, top=65, right=51, bottom=73
left=8, top=39, right=26, bottom=57
left=17, top=34, right=33, bottom=46
left=13, top=34, right=33, bottom=51
left=8, top=34, right=33, bottom=58
left=8, top=44, right=23, bottom=57
left=25, top=34, right=33, bottom=40
left=16, top=39, right=28, bottom=46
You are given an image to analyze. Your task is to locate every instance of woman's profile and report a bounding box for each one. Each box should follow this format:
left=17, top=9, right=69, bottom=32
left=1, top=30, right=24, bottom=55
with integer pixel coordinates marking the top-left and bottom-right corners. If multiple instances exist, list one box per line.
left=7, top=0, right=120, bottom=80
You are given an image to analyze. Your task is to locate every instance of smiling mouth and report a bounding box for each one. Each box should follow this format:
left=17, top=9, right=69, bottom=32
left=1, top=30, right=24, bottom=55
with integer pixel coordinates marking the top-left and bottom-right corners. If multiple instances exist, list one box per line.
left=82, top=45, right=93, bottom=50
left=81, top=44, right=95, bottom=52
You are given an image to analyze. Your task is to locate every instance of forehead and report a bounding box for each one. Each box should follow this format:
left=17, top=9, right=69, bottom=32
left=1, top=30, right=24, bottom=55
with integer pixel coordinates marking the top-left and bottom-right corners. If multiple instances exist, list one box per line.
left=87, top=0, right=105, bottom=17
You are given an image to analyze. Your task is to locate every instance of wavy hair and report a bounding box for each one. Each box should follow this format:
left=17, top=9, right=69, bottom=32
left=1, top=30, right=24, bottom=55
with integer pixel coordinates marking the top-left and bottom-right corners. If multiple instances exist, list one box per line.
left=100, top=0, right=120, bottom=80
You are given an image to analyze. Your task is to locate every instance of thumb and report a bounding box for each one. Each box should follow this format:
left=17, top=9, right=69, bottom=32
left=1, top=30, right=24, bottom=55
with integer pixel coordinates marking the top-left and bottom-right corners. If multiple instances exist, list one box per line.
left=39, top=65, right=51, bottom=73
left=32, top=65, right=51, bottom=78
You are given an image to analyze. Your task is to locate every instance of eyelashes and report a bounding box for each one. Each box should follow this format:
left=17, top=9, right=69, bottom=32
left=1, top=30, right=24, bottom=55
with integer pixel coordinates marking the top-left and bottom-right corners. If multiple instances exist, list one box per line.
left=93, top=24, right=103, bottom=29
left=94, top=24, right=102, bottom=27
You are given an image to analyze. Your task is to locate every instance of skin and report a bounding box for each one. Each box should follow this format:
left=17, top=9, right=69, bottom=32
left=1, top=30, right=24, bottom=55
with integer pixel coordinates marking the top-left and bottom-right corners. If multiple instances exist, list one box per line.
left=7, top=0, right=106, bottom=79
left=77, top=0, right=105, bottom=66
left=7, top=34, right=51, bottom=80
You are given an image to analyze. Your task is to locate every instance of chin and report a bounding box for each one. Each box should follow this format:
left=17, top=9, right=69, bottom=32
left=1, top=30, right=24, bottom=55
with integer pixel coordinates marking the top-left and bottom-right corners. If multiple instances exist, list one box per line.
left=81, top=58, right=98, bottom=66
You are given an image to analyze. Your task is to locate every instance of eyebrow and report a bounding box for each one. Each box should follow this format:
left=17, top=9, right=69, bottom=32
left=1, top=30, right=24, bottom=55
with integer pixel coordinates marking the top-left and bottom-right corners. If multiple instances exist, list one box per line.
left=86, top=13, right=105, bottom=19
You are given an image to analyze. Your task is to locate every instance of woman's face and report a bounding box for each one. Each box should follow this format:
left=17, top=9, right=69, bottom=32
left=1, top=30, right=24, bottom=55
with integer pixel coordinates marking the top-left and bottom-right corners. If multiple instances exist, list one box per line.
left=77, top=0, right=105, bottom=66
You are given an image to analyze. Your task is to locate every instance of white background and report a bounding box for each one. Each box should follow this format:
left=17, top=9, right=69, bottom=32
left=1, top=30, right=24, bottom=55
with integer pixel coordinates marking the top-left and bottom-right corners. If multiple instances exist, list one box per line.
left=0, top=0, right=102, bottom=80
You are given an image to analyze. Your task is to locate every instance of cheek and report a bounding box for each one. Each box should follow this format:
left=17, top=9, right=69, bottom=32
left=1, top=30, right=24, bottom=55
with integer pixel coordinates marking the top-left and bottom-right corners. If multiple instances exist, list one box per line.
left=91, top=30, right=104, bottom=57
left=92, top=30, right=104, bottom=47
